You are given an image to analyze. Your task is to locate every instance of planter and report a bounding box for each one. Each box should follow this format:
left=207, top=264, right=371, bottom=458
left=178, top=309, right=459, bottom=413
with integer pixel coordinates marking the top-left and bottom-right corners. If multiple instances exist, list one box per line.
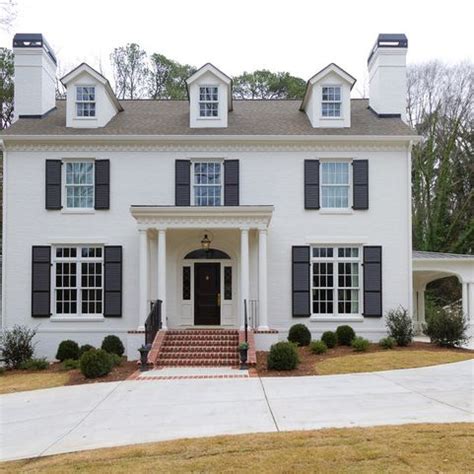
left=138, top=344, right=151, bottom=372
left=239, top=348, right=248, bottom=370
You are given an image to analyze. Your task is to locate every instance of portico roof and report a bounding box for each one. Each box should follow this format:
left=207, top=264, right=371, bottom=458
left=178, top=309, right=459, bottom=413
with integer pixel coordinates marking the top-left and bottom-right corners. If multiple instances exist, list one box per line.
left=130, top=205, right=274, bottom=229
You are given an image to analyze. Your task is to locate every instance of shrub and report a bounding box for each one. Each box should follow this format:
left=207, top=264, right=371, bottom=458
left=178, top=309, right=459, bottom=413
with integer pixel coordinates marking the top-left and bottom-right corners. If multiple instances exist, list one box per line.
left=19, top=357, right=48, bottom=371
left=386, top=307, right=413, bottom=346
left=351, top=336, right=370, bottom=352
left=56, top=340, right=80, bottom=361
left=321, top=331, right=337, bottom=349
left=0, top=367, right=5, bottom=375
left=0, top=325, right=37, bottom=369
left=101, top=335, right=125, bottom=356
left=80, top=349, right=113, bottom=379
left=79, top=344, right=95, bottom=356
left=108, top=353, right=123, bottom=367
left=310, top=340, right=328, bottom=354
left=336, top=325, right=356, bottom=346
left=423, top=307, right=469, bottom=347
left=267, top=342, right=299, bottom=370
left=379, top=336, right=396, bottom=350
left=63, top=359, right=80, bottom=370
left=287, top=324, right=311, bottom=346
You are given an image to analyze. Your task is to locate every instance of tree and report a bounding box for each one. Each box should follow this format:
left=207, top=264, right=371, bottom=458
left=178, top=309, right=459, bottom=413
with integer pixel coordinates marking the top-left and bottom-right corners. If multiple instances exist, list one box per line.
left=148, top=53, right=195, bottom=99
left=0, top=0, right=17, bottom=32
left=408, top=61, right=474, bottom=255
left=233, top=70, right=306, bottom=99
left=110, top=43, right=148, bottom=99
left=0, top=47, right=14, bottom=130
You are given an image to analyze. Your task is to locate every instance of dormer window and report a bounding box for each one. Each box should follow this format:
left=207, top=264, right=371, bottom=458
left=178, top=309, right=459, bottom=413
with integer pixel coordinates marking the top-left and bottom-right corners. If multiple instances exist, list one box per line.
left=199, top=86, right=219, bottom=117
left=322, top=86, right=341, bottom=118
left=76, top=86, right=96, bottom=117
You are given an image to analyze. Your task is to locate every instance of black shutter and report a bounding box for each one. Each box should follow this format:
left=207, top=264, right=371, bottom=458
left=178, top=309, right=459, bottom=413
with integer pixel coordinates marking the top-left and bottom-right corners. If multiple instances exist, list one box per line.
left=95, top=160, right=110, bottom=209
left=32, top=246, right=51, bottom=317
left=353, top=160, right=369, bottom=210
left=45, top=160, right=62, bottom=210
left=224, top=160, right=239, bottom=206
left=363, top=246, right=382, bottom=317
left=304, top=160, right=320, bottom=209
left=292, top=246, right=311, bottom=317
left=175, top=160, right=191, bottom=206
left=104, top=246, right=122, bottom=317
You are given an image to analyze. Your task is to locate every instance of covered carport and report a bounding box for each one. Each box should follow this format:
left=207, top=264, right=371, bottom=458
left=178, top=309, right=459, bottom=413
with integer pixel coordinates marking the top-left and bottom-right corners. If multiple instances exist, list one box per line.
left=413, top=251, right=474, bottom=335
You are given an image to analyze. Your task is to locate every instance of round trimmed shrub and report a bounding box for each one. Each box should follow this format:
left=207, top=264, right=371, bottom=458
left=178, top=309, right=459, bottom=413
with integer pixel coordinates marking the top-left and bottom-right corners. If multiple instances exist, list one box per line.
left=267, top=342, right=299, bottom=370
left=336, top=325, right=356, bottom=346
left=109, top=353, right=123, bottom=367
left=310, top=340, right=327, bottom=354
left=287, top=324, right=311, bottom=346
left=101, top=335, right=125, bottom=356
left=424, top=307, right=468, bottom=347
left=379, top=336, right=396, bottom=350
left=56, top=340, right=80, bottom=361
left=80, top=349, right=113, bottom=379
left=321, top=331, right=337, bottom=349
left=79, top=344, right=95, bottom=356
left=351, top=336, right=370, bottom=352
left=63, top=358, right=80, bottom=370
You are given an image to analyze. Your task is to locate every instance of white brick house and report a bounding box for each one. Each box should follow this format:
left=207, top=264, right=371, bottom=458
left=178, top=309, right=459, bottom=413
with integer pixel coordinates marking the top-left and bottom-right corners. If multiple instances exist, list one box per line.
left=2, top=33, right=472, bottom=361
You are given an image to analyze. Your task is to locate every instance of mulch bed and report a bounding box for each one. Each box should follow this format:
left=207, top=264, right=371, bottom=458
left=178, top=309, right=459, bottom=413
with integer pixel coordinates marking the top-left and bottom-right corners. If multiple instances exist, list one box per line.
left=65, top=360, right=138, bottom=386
left=256, top=342, right=474, bottom=377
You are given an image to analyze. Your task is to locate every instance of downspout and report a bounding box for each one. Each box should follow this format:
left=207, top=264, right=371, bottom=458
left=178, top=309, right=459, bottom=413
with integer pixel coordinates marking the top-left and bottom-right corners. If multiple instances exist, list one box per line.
left=0, top=139, right=6, bottom=329
left=407, top=140, right=414, bottom=318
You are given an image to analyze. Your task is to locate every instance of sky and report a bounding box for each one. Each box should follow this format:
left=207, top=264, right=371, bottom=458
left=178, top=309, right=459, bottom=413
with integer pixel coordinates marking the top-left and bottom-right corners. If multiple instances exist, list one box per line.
left=1, top=0, right=473, bottom=97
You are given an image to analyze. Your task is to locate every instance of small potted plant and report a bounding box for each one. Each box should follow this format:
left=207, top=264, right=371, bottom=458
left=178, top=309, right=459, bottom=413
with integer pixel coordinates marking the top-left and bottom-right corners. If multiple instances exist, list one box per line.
left=138, top=344, right=151, bottom=372
left=238, top=341, right=249, bottom=370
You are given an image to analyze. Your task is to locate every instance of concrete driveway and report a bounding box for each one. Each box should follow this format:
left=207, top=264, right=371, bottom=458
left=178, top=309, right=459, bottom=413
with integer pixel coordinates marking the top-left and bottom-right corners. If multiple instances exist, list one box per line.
left=1, top=360, right=473, bottom=462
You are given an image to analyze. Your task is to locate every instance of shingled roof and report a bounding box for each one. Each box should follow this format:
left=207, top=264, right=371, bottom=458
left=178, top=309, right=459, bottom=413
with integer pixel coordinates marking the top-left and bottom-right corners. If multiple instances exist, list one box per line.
left=2, top=98, right=416, bottom=137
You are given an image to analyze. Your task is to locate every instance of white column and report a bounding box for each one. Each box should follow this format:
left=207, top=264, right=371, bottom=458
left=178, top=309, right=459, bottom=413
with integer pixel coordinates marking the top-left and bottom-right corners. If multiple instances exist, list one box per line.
left=138, top=229, right=148, bottom=329
left=466, top=283, right=474, bottom=322
left=462, top=282, right=468, bottom=319
left=240, top=228, right=250, bottom=329
left=258, top=228, right=269, bottom=330
left=157, top=228, right=167, bottom=330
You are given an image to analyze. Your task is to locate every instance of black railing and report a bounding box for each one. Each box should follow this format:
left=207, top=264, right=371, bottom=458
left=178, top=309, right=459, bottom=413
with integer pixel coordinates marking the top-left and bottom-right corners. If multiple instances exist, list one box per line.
left=145, top=299, right=162, bottom=346
left=244, top=299, right=248, bottom=344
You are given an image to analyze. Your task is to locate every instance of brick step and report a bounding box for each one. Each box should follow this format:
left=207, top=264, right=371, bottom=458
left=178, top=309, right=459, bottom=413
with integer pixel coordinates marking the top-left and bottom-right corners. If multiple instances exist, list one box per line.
left=165, top=334, right=239, bottom=339
left=160, top=351, right=238, bottom=359
left=162, top=340, right=238, bottom=347
left=155, top=358, right=240, bottom=367
left=166, top=330, right=239, bottom=336
left=161, top=345, right=238, bottom=352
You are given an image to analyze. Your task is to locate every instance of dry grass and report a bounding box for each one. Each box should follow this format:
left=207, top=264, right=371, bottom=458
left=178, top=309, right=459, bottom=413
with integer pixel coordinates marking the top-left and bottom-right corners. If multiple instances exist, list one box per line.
left=2, top=423, right=473, bottom=473
left=316, top=350, right=473, bottom=375
left=0, top=372, right=70, bottom=395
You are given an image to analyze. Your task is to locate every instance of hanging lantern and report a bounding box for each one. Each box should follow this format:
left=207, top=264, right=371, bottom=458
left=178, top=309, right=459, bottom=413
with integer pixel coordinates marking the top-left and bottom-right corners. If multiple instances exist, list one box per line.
left=201, top=233, right=212, bottom=251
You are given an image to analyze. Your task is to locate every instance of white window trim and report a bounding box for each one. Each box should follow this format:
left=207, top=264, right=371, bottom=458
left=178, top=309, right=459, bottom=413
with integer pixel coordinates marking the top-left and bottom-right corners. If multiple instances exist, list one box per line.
left=191, top=159, right=224, bottom=206
left=75, top=85, right=97, bottom=119
left=51, top=245, right=104, bottom=319
left=320, top=159, right=352, bottom=211
left=198, top=85, right=219, bottom=119
left=62, top=159, right=95, bottom=212
left=320, top=84, right=342, bottom=119
left=310, top=245, right=362, bottom=319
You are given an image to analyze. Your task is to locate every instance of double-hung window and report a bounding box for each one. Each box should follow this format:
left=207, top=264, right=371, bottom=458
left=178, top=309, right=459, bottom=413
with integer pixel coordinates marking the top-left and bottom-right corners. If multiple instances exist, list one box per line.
left=192, top=161, right=223, bottom=206
left=321, top=86, right=341, bottom=118
left=312, top=246, right=361, bottom=316
left=321, top=161, right=351, bottom=209
left=76, top=86, right=96, bottom=117
left=199, top=86, right=219, bottom=117
left=54, top=246, right=103, bottom=317
left=65, top=161, right=94, bottom=209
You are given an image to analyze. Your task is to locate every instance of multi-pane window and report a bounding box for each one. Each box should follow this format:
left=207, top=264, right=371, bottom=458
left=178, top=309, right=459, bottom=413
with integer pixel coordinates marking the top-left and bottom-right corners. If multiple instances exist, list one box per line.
left=321, top=161, right=350, bottom=208
left=199, top=86, right=219, bottom=117
left=65, top=161, right=94, bottom=209
left=321, top=86, right=341, bottom=117
left=193, top=162, right=223, bottom=206
left=76, top=86, right=96, bottom=117
left=311, top=246, right=360, bottom=316
left=54, top=246, right=103, bottom=316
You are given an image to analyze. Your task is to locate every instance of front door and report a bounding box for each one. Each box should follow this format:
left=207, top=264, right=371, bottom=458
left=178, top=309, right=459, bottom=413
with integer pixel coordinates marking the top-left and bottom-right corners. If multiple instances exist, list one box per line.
left=194, top=263, right=221, bottom=325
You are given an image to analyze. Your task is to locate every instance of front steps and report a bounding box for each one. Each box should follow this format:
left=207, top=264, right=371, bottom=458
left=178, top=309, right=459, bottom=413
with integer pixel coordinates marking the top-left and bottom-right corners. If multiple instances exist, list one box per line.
left=152, top=329, right=240, bottom=367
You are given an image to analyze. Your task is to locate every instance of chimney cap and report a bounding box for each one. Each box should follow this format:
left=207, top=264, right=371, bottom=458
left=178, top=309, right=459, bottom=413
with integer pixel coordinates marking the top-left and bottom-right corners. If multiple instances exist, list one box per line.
left=368, top=33, right=408, bottom=64
left=13, top=33, right=57, bottom=65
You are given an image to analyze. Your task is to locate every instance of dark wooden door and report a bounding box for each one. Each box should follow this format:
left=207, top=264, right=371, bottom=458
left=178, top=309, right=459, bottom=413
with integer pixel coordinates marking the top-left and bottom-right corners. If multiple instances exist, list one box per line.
left=194, top=263, right=220, bottom=325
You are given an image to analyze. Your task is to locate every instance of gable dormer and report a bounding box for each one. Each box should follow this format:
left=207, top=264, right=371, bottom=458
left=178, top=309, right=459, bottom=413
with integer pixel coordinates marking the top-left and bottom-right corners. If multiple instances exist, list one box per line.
left=300, top=63, right=356, bottom=128
left=186, top=63, right=232, bottom=128
left=61, top=63, right=123, bottom=128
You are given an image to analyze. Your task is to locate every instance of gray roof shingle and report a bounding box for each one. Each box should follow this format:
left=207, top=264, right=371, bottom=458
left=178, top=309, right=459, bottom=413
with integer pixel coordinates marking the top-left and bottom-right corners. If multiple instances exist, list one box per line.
left=2, top=99, right=416, bottom=137
left=413, top=251, right=474, bottom=260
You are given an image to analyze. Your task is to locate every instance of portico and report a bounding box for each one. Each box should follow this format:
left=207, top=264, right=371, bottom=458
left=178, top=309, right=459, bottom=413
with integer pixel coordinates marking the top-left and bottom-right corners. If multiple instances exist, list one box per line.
left=130, top=206, right=274, bottom=332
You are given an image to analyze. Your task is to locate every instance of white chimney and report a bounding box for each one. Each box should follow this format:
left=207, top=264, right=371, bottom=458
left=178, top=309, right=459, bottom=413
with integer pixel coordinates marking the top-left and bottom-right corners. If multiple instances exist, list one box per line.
left=368, top=34, right=408, bottom=122
left=12, top=33, right=57, bottom=121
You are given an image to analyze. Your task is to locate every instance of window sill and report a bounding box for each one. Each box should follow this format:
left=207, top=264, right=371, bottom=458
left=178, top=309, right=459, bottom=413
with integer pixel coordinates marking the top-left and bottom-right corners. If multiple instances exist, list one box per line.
left=196, top=117, right=220, bottom=120
left=74, top=116, right=97, bottom=120
left=61, top=209, right=96, bottom=215
left=319, top=208, right=353, bottom=215
left=319, top=117, right=343, bottom=120
left=310, top=316, right=364, bottom=322
left=50, top=316, right=105, bottom=322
